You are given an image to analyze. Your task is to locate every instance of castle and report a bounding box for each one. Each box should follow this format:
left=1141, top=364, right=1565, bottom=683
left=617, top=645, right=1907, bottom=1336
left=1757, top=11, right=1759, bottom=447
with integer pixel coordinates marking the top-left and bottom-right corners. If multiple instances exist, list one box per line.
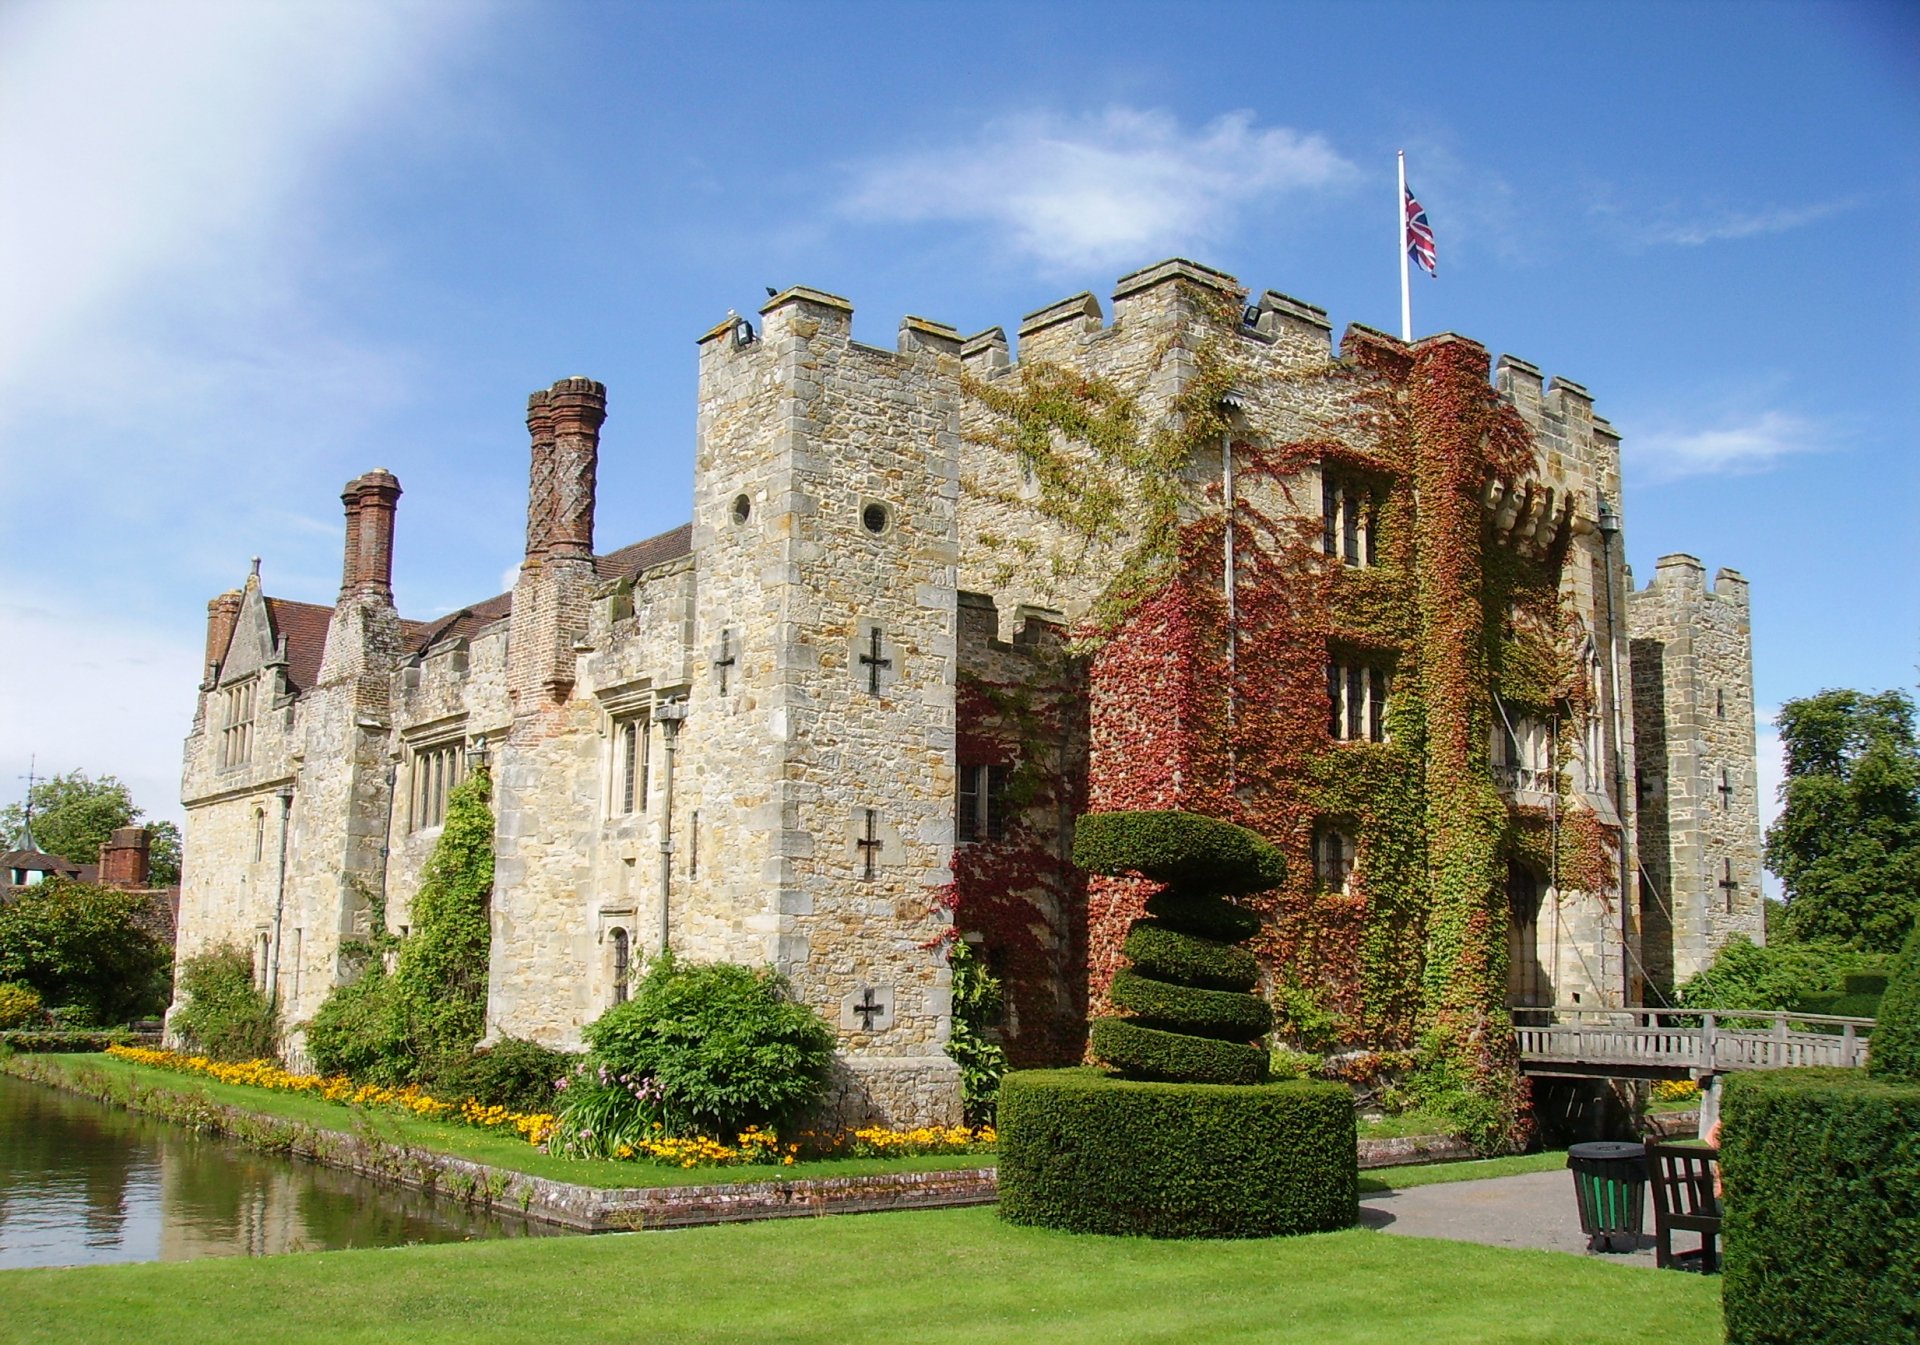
left=172, top=259, right=1763, bottom=1126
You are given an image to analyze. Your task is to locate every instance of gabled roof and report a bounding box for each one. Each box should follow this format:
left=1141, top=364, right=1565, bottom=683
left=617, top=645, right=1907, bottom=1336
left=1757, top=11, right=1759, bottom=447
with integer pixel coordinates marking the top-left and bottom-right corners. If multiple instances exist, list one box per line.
left=262, top=598, right=335, bottom=695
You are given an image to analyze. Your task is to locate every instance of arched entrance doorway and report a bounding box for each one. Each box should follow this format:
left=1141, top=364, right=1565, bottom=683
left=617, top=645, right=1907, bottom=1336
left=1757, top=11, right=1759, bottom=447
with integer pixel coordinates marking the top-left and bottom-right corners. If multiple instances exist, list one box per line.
left=1506, top=860, right=1551, bottom=1009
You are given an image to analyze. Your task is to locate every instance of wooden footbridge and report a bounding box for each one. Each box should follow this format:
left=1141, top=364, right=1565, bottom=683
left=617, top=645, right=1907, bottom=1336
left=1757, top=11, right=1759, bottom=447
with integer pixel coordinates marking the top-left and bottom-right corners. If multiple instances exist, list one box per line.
left=1514, top=1006, right=1874, bottom=1082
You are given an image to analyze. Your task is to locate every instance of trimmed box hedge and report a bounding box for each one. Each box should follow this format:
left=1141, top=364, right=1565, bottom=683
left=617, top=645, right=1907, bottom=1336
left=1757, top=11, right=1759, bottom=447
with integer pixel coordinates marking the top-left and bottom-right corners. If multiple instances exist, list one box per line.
left=1107, top=969, right=1274, bottom=1040
left=1072, top=811, right=1285, bottom=896
left=1721, top=1067, right=1920, bottom=1345
left=1089, top=1017, right=1268, bottom=1084
left=997, top=1067, right=1357, bottom=1238
left=1122, top=920, right=1260, bottom=991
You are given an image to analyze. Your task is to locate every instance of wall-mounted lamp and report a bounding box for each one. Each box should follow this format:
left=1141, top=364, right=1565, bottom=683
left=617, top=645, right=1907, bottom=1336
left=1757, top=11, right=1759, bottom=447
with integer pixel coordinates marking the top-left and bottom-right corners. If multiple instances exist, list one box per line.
left=732, top=317, right=756, bottom=349
left=1241, top=305, right=1262, bottom=329
left=466, top=735, right=491, bottom=771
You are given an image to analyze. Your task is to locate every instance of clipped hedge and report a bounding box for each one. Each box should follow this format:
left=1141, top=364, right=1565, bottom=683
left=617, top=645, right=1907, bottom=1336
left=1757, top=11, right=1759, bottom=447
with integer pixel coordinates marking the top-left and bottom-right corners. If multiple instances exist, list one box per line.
left=997, top=1068, right=1356, bottom=1238
left=1072, top=811, right=1286, bottom=896
left=1122, top=921, right=1259, bottom=991
left=1142, top=888, right=1261, bottom=942
left=1089, top=1019, right=1267, bottom=1084
left=1721, top=1068, right=1920, bottom=1345
left=1107, top=969, right=1274, bottom=1040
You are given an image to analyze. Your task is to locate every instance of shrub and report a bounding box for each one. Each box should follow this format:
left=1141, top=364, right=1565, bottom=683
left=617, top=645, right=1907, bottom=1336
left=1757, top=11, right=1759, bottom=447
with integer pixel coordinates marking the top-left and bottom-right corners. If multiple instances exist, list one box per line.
left=943, top=939, right=1007, bottom=1126
left=1072, top=810, right=1286, bottom=896
left=431, top=1037, right=577, bottom=1112
left=579, top=953, right=836, bottom=1138
left=304, top=967, right=413, bottom=1085
left=169, top=944, right=280, bottom=1062
left=1867, top=922, right=1919, bottom=1080
left=1721, top=1068, right=1920, bottom=1344
left=1677, top=934, right=1883, bottom=1021
left=1076, top=809, right=1277, bottom=1085
left=0, top=881, right=170, bottom=1025
left=0, top=982, right=45, bottom=1030
left=997, top=1068, right=1357, bottom=1238
left=0, top=1028, right=132, bottom=1052
left=1122, top=921, right=1258, bottom=991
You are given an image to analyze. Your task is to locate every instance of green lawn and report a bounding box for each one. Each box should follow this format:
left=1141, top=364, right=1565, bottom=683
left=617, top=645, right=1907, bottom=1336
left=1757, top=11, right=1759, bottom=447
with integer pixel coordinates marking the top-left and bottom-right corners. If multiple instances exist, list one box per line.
left=4, top=1054, right=991, bottom=1188
left=0, top=1204, right=1720, bottom=1345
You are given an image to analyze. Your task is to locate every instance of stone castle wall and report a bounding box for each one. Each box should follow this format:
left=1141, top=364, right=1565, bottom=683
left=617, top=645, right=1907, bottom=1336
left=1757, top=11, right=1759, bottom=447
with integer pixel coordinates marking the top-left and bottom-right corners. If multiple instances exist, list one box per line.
left=173, top=258, right=1759, bottom=1122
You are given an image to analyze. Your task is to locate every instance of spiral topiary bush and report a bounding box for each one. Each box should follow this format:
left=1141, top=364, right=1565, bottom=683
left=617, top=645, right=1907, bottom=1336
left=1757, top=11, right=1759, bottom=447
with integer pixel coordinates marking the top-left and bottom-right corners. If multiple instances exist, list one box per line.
left=1078, top=810, right=1277, bottom=1084
left=998, top=809, right=1356, bottom=1238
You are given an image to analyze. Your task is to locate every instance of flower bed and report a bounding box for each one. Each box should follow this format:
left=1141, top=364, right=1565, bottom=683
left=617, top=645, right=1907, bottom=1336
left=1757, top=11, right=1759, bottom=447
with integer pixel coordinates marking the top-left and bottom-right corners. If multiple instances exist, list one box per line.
left=104, top=1046, right=993, bottom=1168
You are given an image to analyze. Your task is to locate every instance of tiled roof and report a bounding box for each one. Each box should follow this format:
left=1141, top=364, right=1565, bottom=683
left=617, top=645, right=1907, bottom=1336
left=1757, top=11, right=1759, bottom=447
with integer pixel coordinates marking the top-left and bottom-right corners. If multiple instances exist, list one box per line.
left=410, top=590, right=514, bottom=655
left=405, top=523, right=693, bottom=657
left=595, top=522, right=693, bottom=582
left=0, top=849, right=95, bottom=883
left=264, top=598, right=335, bottom=695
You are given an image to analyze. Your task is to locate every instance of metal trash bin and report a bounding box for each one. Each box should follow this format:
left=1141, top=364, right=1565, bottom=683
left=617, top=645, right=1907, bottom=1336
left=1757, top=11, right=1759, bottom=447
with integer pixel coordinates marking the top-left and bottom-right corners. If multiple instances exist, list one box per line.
left=1567, top=1140, right=1647, bottom=1253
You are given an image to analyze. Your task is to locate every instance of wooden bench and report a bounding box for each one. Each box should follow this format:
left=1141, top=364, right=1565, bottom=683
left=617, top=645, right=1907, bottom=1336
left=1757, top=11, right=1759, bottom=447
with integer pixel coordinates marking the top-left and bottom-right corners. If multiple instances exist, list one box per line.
left=1646, top=1141, right=1721, bottom=1272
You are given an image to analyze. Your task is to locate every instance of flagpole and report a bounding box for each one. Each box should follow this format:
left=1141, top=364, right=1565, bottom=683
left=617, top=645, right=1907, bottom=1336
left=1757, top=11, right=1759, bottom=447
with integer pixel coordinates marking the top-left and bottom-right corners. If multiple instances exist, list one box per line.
left=1398, top=150, right=1412, bottom=342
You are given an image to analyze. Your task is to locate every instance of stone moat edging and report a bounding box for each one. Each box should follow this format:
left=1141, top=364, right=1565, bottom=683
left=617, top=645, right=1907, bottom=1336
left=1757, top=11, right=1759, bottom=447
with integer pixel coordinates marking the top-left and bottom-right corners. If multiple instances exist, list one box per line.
left=0, top=1054, right=995, bottom=1233
left=2, top=1054, right=1695, bottom=1229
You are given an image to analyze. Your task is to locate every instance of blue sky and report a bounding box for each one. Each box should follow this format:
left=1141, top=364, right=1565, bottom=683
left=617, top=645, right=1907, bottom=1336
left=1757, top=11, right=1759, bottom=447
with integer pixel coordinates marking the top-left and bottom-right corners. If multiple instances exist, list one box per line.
left=2, top=0, right=1915, bottom=846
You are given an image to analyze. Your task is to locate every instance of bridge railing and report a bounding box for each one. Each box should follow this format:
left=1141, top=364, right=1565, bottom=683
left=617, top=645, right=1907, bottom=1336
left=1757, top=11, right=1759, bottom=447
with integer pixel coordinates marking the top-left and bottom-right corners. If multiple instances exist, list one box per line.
left=1513, top=1005, right=1875, bottom=1073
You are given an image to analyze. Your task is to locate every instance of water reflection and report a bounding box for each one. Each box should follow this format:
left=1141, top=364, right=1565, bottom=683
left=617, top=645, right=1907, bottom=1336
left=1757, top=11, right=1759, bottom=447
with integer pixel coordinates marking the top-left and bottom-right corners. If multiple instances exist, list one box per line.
left=0, top=1071, right=564, bottom=1269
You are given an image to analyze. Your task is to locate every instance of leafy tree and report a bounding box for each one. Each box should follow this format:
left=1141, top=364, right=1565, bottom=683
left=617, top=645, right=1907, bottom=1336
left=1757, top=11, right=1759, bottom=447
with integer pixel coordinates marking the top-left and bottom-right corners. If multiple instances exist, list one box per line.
left=1766, top=689, right=1920, bottom=953
left=0, top=881, right=170, bottom=1024
left=1, top=770, right=182, bottom=886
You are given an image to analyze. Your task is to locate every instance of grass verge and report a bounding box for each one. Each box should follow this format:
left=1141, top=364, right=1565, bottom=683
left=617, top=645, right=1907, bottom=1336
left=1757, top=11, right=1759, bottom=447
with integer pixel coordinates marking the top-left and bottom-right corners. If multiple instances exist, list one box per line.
left=0, top=1204, right=1721, bottom=1345
left=1, top=1054, right=989, bottom=1189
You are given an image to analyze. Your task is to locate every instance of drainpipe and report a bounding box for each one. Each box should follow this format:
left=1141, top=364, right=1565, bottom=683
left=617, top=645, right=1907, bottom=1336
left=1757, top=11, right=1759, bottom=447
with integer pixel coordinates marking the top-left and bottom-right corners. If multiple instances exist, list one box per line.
left=653, top=699, right=688, bottom=955
left=1596, top=499, right=1633, bottom=1005
left=266, top=784, right=294, bottom=1008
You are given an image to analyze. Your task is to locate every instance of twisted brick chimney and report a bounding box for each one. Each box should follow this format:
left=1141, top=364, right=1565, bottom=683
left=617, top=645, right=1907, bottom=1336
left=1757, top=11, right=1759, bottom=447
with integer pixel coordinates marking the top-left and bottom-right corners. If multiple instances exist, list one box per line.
left=203, top=589, right=243, bottom=685
left=511, top=377, right=606, bottom=708
left=340, top=468, right=402, bottom=600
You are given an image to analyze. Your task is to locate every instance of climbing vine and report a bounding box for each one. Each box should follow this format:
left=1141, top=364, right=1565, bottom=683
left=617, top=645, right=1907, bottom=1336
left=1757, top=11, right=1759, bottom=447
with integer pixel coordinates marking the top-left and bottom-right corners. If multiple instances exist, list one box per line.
left=948, top=281, right=1619, bottom=1149
left=392, top=768, right=496, bottom=1065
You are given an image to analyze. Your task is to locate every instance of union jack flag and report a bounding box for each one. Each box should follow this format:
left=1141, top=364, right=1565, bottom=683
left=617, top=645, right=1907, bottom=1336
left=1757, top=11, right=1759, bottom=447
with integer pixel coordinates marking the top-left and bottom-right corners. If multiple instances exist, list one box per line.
left=1405, top=184, right=1436, bottom=277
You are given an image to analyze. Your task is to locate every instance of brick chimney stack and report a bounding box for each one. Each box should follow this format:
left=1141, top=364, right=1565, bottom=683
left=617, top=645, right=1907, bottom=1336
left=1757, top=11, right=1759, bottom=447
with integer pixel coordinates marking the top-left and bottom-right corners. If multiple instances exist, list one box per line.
left=339, top=468, right=402, bottom=600
left=525, top=376, right=604, bottom=563
left=204, top=589, right=243, bottom=683
left=98, top=826, right=151, bottom=889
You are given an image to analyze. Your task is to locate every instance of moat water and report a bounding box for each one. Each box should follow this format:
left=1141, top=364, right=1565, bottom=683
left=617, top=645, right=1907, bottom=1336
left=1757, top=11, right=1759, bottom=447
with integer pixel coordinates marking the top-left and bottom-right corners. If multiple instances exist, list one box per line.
left=0, top=1071, right=564, bottom=1269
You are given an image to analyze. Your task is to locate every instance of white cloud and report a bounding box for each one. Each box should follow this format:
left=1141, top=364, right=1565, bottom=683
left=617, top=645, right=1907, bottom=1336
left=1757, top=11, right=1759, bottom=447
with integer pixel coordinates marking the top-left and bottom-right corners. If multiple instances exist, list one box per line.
left=1595, top=196, right=1860, bottom=249
left=840, top=108, right=1356, bottom=272
left=0, top=0, right=466, bottom=400
left=1625, top=410, right=1827, bottom=483
left=0, top=593, right=203, bottom=828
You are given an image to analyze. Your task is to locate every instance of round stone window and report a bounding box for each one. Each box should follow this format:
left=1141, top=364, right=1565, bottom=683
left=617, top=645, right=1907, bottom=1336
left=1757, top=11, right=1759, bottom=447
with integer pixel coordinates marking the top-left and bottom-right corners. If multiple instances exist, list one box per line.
left=731, top=494, right=751, bottom=525
left=862, top=502, right=890, bottom=535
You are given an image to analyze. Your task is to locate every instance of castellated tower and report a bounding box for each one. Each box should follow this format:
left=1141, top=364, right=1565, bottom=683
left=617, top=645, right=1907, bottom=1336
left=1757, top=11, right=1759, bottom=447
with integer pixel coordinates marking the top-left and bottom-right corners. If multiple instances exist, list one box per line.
left=683, top=290, right=964, bottom=1123
left=1629, top=555, right=1765, bottom=998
